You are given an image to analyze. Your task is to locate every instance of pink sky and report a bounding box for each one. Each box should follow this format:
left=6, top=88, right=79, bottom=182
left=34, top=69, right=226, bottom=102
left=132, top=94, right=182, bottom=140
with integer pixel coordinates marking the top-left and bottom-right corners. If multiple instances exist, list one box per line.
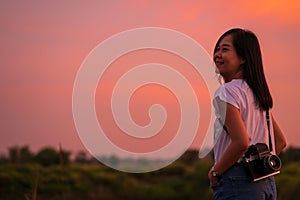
left=1, top=1, right=300, bottom=156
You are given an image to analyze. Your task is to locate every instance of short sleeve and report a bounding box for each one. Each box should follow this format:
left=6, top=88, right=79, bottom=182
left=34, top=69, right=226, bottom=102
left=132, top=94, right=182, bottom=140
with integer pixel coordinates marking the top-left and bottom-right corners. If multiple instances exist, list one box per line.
left=214, top=83, right=241, bottom=110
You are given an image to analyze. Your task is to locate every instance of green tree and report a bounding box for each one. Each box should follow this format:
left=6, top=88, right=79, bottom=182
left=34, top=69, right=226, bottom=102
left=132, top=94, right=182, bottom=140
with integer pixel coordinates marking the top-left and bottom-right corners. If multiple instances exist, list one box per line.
left=35, top=147, right=59, bottom=166
left=75, top=150, right=89, bottom=164
left=19, top=145, right=34, bottom=163
left=280, top=146, right=300, bottom=163
left=8, top=146, right=20, bottom=164
left=58, top=145, right=71, bottom=166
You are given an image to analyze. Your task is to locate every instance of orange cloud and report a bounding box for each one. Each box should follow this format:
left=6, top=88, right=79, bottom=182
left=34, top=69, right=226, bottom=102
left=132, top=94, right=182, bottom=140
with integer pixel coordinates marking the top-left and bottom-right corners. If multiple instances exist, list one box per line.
left=241, top=0, right=300, bottom=24
left=180, top=4, right=200, bottom=22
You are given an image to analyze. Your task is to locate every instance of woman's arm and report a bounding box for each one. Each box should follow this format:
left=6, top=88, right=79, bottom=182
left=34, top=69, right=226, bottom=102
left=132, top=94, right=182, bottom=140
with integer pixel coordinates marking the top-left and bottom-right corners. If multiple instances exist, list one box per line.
left=213, top=103, right=249, bottom=174
left=272, top=115, right=287, bottom=155
left=208, top=102, right=249, bottom=185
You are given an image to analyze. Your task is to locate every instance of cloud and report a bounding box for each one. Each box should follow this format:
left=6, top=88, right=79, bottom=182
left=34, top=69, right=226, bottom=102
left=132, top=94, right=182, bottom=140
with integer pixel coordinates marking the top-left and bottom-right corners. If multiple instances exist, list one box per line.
left=235, top=0, right=300, bottom=25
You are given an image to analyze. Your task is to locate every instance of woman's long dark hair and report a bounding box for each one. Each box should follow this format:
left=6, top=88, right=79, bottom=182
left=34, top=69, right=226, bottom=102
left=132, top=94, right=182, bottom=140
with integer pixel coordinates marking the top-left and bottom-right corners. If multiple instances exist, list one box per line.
left=214, top=28, right=273, bottom=111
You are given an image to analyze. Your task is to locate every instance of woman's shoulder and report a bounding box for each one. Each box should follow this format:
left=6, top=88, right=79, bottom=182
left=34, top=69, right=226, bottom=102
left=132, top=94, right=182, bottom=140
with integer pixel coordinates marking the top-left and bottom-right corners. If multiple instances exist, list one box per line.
left=224, top=79, right=250, bottom=92
left=214, top=79, right=250, bottom=100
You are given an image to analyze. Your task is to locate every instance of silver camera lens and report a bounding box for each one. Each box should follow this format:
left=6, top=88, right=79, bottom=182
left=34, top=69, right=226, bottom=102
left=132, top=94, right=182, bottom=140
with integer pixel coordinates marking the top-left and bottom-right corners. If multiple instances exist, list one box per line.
left=263, top=155, right=282, bottom=172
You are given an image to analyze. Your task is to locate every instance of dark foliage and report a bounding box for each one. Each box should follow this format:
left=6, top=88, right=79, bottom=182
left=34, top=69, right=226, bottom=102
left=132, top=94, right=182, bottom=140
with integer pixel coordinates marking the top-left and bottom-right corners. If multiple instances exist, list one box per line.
left=0, top=146, right=299, bottom=199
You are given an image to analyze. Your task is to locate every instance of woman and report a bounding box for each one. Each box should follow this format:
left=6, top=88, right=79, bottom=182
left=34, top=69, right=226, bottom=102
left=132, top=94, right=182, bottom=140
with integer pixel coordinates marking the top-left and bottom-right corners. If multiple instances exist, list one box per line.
left=208, top=28, right=287, bottom=199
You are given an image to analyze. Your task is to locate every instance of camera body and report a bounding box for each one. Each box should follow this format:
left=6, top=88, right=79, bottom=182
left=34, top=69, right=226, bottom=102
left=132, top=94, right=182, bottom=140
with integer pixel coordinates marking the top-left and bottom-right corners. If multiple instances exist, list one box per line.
left=243, top=143, right=281, bottom=182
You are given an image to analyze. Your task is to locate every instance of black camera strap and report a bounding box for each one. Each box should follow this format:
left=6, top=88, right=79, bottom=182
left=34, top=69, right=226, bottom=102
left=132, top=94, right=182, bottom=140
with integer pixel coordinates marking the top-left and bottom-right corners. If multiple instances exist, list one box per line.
left=219, top=109, right=273, bottom=151
left=266, top=109, right=273, bottom=152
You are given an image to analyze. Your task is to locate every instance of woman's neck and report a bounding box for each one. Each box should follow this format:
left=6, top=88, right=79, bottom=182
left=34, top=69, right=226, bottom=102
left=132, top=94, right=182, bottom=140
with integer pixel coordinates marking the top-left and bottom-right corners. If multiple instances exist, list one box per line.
left=222, top=70, right=243, bottom=83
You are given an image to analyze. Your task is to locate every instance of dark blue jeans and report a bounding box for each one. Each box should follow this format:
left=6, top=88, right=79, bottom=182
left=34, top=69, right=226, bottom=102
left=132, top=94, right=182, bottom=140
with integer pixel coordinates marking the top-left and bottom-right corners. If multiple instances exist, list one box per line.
left=211, top=163, right=277, bottom=200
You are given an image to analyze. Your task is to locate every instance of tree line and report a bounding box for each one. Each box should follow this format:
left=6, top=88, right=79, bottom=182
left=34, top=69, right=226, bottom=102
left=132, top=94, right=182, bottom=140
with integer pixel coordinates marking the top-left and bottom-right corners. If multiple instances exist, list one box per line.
left=0, top=144, right=299, bottom=167
left=0, top=145, right=98, bottom=166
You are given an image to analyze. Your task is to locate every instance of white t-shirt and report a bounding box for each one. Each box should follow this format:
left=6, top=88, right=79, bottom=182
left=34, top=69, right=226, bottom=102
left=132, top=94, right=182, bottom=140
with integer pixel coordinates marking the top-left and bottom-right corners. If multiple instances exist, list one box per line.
left=213, top=79, right=275, bottom=162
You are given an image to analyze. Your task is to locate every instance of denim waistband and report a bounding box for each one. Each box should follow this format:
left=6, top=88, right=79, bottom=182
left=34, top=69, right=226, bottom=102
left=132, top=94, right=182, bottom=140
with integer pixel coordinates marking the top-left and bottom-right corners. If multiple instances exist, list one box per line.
left=220, top=162, right=248, bottom=179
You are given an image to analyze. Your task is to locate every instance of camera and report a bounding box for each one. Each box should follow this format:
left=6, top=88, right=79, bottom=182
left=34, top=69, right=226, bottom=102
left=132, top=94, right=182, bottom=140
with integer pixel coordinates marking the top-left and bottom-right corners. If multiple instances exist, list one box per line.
left=242, top=143, right=281, bottom=182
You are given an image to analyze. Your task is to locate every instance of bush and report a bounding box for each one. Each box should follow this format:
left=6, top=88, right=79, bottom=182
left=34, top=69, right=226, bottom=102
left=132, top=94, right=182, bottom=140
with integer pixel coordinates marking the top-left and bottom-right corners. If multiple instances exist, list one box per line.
left=0, top=148, right=299, bottom=200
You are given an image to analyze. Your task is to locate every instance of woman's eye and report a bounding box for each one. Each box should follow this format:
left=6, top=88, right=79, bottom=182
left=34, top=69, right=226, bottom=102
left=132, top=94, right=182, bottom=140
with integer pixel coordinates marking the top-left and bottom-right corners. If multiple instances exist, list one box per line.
left=222, top=48, right=228, bottom=52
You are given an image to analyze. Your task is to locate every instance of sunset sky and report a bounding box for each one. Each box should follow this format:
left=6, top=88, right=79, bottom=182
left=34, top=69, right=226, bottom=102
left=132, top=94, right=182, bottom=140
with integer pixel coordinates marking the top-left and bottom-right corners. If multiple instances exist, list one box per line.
left=1, top=0, right=300, bottom=157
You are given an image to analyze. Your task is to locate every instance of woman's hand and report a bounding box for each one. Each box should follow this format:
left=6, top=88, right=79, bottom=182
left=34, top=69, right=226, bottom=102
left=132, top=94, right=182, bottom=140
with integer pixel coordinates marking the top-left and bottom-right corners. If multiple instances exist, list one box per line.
left=208, top=167, right=219, bottom=186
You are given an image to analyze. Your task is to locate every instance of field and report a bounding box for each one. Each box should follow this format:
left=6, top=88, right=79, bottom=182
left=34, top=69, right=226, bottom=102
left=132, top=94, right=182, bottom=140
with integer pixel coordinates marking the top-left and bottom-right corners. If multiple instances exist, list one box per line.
left=0, top=150, right=299, bottom=200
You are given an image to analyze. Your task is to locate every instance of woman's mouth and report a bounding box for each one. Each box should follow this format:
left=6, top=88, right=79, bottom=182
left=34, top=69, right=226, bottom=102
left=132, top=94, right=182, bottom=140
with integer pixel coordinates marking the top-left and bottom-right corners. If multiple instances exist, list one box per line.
left=215, top=60, right=224, bottom=67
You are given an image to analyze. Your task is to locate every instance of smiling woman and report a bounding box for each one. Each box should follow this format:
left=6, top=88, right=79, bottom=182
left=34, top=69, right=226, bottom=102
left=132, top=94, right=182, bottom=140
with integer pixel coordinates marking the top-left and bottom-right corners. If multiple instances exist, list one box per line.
left=208, top=28, right=287, bottom=200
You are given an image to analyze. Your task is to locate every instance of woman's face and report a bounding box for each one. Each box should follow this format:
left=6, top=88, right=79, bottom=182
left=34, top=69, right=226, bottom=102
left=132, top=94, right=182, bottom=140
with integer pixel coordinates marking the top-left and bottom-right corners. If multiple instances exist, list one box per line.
left=213, top=34, right=244, bottom=81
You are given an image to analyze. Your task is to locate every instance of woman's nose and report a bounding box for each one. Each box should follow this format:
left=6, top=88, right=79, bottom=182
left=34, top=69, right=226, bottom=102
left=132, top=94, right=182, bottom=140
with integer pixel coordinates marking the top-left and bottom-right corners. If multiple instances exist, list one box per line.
left=214, top=52, right=221, bottom=60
